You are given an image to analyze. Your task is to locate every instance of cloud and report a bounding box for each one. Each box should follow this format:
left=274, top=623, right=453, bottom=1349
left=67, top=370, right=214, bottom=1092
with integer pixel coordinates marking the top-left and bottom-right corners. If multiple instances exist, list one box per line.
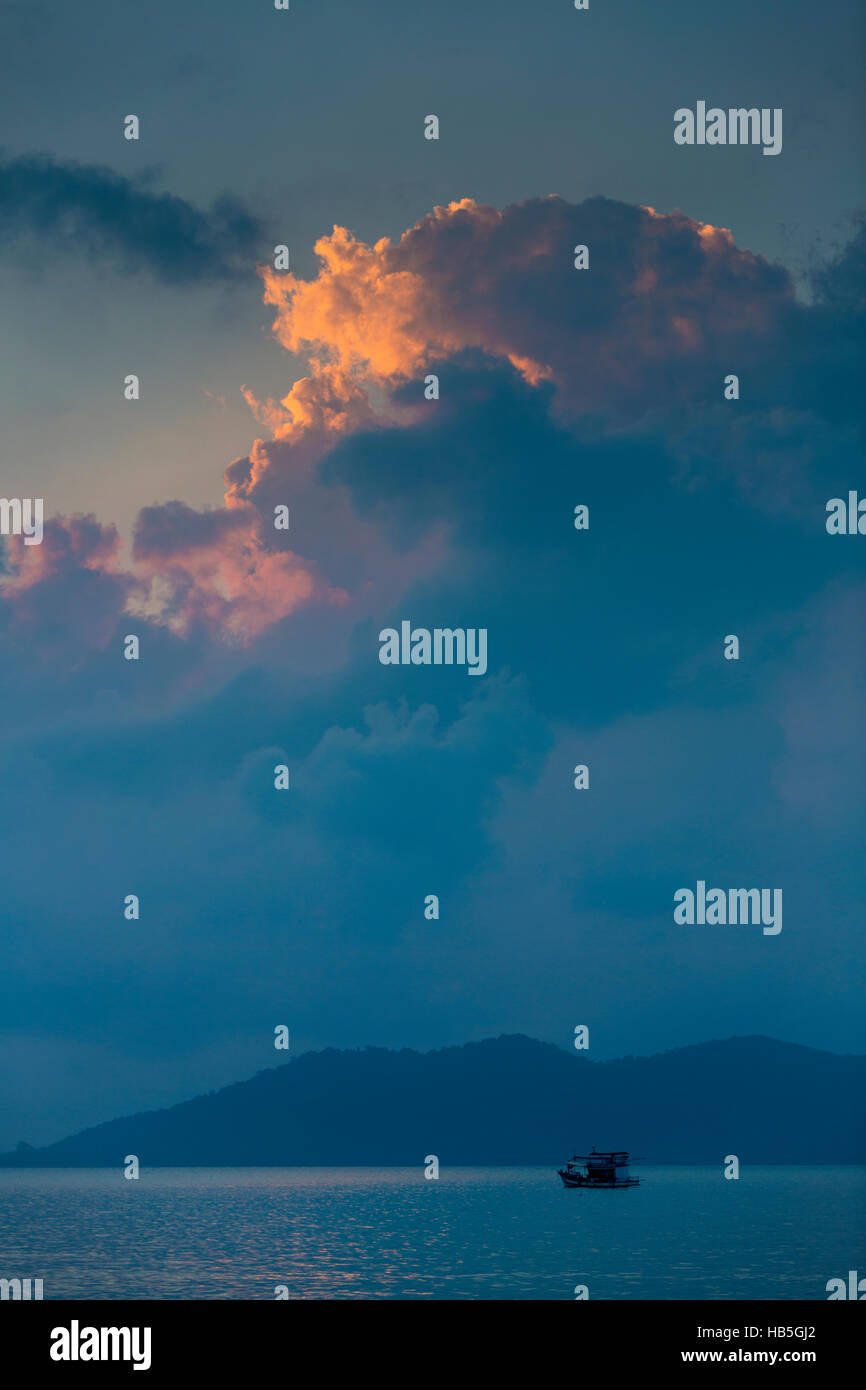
left=130, top=500, right=350, bottom=640
left=2, top=193, right=866, bottom=1143
left=0, top=151, right=263, bottom=283
left=239, top=195, right=863, bottom=547
left=772, top=580, right=866, bottom=828
left=810, top=211, right=866, bottom=322
left=3, top=194, right=864, bottom=662
left=5, top=194, right=864, bottom=654
left=0, top=515, right=133, bottom=658
left=258, top=196, right=795, bottom=418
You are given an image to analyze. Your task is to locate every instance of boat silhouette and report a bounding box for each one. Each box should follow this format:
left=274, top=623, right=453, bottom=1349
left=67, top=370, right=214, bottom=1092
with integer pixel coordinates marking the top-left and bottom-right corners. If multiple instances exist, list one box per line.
left=558, top=1146, right=642, bottom=1188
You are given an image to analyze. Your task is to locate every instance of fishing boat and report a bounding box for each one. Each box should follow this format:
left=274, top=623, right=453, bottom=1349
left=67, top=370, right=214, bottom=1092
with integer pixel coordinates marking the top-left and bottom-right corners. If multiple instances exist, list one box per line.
left=558, top=1147, right=641, bottom=1188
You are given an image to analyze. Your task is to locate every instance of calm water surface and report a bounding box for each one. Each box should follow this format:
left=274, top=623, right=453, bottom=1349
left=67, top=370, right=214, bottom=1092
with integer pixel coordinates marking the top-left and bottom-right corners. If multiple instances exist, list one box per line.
left=1, top=1166, right=863, bottom=1300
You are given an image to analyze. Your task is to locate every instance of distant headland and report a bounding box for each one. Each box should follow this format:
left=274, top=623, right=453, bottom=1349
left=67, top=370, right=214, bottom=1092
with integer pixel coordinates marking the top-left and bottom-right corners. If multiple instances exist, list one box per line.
left=1, top=1034, right=862, bottom=1168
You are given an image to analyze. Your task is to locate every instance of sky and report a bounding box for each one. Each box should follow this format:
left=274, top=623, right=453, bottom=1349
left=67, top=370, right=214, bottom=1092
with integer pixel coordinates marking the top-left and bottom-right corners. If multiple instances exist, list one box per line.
left=0, top=0, right=864, bottom=1148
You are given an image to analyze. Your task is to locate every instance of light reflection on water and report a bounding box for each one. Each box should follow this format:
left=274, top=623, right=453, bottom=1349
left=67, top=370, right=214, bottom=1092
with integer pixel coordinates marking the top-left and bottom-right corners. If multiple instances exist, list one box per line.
left=0, top=1166, right=862, bottom=1300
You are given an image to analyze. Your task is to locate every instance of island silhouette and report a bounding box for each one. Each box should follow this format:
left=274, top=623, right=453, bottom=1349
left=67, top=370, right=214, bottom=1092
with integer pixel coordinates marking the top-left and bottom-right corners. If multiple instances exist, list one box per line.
left=2, top=1034, right=862, bottom=1167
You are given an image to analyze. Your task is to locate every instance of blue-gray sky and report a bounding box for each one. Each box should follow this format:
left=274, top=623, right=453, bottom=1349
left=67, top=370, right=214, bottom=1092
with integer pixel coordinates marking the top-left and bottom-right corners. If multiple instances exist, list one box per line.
left=0, top=0, right=864, bottom=1147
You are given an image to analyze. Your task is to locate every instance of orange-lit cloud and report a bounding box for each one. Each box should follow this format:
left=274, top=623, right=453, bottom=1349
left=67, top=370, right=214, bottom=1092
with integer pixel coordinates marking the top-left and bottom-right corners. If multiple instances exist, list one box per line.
left=258, top=201, right=551, bottom=388
left=256, top=196, right=789, bottom=422
left=0, top=195, right=809, bottom=647
left=130, top=500, right=346, bottom=640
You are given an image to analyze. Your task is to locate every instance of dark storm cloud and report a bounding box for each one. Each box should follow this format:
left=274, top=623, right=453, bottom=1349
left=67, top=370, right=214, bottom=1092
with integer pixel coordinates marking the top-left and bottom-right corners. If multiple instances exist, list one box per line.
left=0, top=151, right=264, bottom=283
left=810, top=211, right=866, bottom=321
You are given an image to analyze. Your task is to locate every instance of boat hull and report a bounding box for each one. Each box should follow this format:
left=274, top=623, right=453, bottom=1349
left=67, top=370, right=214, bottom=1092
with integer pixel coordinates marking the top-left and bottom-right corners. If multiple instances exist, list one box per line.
left=558, top=1171, right=640, bottom=1188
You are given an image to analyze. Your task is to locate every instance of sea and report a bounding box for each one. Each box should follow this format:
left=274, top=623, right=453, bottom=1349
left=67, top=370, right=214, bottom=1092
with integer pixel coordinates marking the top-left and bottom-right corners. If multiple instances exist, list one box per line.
left=1, top=1165, right=863, bottom=1300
